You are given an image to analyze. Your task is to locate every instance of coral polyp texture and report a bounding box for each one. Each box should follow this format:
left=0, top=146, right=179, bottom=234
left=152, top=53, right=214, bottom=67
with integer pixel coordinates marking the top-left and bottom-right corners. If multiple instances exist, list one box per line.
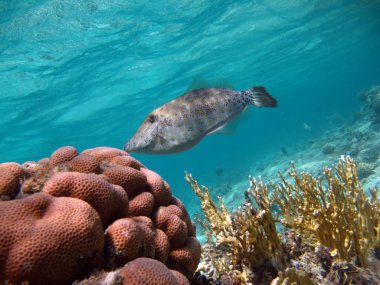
left=186, top=156, right=380, bottom=285
left=0, top=146, right=200, bottom=285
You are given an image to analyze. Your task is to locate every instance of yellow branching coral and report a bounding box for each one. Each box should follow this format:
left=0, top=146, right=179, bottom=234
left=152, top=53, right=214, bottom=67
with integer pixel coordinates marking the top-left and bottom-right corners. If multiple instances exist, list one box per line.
left=185, top=172, right=286, bottom=284
left=271, top=155, right=380, bottom=266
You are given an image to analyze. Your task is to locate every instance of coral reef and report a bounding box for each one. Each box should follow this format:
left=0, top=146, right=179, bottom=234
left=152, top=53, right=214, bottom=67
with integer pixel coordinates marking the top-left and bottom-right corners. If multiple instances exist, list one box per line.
left=271, top=156, right=379, bottom=266
left=0, top=192, right=103, bottom=285
left=187, top=156, right=380, bottom=285
left=76, top=257, right=190, bottom=285
left=321, top=144, right=335, bottom=155
left=359, top=85, right=380, bottom=125
left=185, top=173, right=286, bottom=284
left=0, top=146, right=200, bottom=285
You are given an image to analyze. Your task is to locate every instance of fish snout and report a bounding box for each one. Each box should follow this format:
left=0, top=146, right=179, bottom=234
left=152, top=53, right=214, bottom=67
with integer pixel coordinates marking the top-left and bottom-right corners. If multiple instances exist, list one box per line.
left=123, top=141, right=134, bottom=152
left=124, top=124, right=158, bottom=153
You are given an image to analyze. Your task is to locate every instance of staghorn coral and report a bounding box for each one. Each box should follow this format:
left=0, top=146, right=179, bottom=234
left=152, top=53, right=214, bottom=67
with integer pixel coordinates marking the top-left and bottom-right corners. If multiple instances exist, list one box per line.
left=187, top=156, right=380, bottom=284
left=185, top=173, right=286, bottom=284
left=0, top=146, right=201, bottom=284
left=271, top=155, right=380, bottom=266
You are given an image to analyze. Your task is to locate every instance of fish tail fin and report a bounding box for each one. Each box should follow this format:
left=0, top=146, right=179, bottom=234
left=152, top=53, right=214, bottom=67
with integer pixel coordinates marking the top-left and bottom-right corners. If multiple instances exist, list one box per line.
left=244, top=86, right=278, bottom=107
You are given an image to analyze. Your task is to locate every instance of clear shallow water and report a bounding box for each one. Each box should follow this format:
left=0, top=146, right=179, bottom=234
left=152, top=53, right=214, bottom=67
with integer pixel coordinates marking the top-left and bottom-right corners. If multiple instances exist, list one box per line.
left=1, top=1, right=380, bottom=213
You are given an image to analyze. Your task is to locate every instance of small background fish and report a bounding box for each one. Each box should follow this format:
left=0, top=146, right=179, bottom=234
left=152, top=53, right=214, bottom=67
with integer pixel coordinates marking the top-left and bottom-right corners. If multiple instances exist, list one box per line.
left=124, top=84, right=277, bottom=154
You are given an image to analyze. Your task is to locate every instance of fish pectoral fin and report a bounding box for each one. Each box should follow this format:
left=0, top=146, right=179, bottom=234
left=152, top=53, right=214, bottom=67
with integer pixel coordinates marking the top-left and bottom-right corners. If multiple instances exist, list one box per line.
left=207, top=122, right=235, bottom=135
left=207, top=107, right=253, bottom=136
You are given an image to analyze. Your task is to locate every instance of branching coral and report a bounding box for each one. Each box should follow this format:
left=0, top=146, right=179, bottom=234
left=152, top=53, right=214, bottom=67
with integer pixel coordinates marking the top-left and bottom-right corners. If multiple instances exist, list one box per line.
left=271, top=155, right=380, bottom=266
left=187, top=156, right=380, bottom=284
left=185, top=173, right=286, bottom=284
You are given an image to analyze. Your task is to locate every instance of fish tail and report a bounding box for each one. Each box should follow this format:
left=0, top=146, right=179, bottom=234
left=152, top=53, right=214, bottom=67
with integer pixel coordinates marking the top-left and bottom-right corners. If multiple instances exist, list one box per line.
left=244, top=86, right=278, bottom=107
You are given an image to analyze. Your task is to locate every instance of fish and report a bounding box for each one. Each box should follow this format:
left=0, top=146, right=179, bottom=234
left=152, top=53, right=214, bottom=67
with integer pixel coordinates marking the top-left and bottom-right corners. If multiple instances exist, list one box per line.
left=124, top=86, right=278, bottom=154
left=303, top=122, right=311, bottom=131
left=216, top=168, right=224, bottom=176
left=281, top=147, right=288, bottom=155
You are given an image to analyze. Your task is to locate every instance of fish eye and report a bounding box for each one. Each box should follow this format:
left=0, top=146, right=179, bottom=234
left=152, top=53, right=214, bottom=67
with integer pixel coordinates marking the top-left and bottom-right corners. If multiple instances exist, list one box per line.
left=147, top=114, right=156, bottom=123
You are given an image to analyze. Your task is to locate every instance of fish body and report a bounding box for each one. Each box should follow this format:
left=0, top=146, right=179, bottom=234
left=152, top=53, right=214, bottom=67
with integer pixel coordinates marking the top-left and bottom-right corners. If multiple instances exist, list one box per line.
left=124, top=86, right=277, bottom=154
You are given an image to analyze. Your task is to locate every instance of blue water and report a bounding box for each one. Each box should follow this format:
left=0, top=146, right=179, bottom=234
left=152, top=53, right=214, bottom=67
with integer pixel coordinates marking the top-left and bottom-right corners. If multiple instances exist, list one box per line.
left=1, top=1, right=380, bottom=214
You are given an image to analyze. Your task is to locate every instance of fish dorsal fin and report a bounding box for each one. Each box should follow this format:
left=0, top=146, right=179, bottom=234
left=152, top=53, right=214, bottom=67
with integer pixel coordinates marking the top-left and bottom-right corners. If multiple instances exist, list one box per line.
left=187, top=77, right=235, bottom=91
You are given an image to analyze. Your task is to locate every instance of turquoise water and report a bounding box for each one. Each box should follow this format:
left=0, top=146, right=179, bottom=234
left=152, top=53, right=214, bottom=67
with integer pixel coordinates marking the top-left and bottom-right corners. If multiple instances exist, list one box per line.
left=1, top=1, right=380, bottom=213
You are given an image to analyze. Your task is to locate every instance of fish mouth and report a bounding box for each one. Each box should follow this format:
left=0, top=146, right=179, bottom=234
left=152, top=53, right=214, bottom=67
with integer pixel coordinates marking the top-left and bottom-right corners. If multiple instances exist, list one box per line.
left=124, top=125, right=160, bottom=153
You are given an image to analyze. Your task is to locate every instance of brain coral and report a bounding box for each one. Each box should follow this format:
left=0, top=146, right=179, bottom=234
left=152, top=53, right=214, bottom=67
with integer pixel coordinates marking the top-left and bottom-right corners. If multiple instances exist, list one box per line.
left=43, top=172, right=129, bottom=226
left=168, top=237, right=202, bottom=279
left=141, top=168, right=172, bottom=207
left=82, top=146, right=128, bottom=161
left=103, top=166, right=147, bottom=198
left=128, top=191, right=155, bottom=217
left=0, top=146, right=201, bottom=284
left=70, top=153, right=100, bottom=173
left=0, top=162, right=27, bottom=198
left=118, top=257, right=189, bottom=285
left=110, top=155, right=145, bottom=170
left=0, top=192, right=104, bottom=285
left=50, top=146, right=78, bottom=166
left=153, top=205, right=188, bottom=249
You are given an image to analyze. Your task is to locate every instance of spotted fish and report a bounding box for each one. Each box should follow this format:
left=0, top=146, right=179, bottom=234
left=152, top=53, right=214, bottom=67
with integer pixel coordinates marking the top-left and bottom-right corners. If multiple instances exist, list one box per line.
left=124, top=86, right=277, bottom=154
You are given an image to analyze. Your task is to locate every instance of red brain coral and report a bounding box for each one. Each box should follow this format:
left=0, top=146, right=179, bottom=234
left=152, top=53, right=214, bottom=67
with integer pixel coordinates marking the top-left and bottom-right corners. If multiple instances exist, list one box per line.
left=1, top=146, right=201, bottom=284
left=170, top=269, right=191, bottom=285
left=0, top=192, right=104, bottom=285
left=153, top=205, right=188, bottom=249
left=132, top=216, right=156, bottom=258
left=0, top=163, right=28, bottom=198
left=103, top=166, right=147, bottom=198
left=168, top=237, right=201, bottom=279
left=0, top=162, right=26, bottom=178
left=128, top=191, right=155, bottom=217
left=111, top=155, right=145, bottom=170
left=141, top=168, right=172, bottom=207
left=0, top=169, right=19, bottom=198
left=43, top=172, right=129, bottom=226
left=172, top=196, right=196, bottom=237
left=104, top=218, right=145, bottom=267
left=82, top=147, right=128, bottom=162
left=70, top=153, right=100, bottom=173
left=154, top=229, right=170, bottom=263
left=50, top=146, right=78, bottom=166
left=118, top=257, right=181, bottom=285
